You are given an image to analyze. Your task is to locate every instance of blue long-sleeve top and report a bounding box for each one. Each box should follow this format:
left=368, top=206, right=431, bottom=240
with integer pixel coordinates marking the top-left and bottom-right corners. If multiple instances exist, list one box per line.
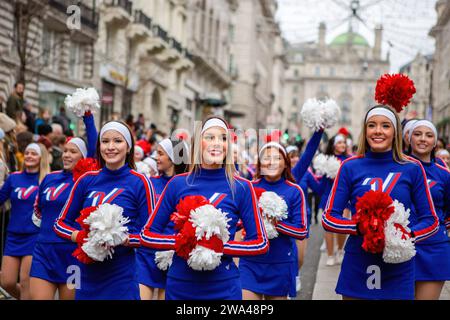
left=0, top=171, right=40, bottom=234
left=140, top=167, right=269, bottom=282
left=34, top=114, right=97, bottom=243
left=322, top=150, right=439, bottom=249
left=54, top=164, right=156, bottom=250
left=299, top=168, right=322, bottom=217
left=240, top=177, right=307, bottom=264
left=291, top=130, right=324, bottom=183
left=410, top=156, right=450, bottom=243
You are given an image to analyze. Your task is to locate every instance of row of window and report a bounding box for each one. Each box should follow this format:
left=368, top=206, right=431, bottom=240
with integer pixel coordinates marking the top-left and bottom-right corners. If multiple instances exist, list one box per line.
left=292, top=67, right=382, bottom=78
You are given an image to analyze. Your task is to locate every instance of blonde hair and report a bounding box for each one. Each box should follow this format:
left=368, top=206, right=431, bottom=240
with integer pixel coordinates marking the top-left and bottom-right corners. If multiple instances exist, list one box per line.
left=188, top=117, right=237, bottom=194
left=357, top=105, right=409, bottom=163
left=29, top=143, right=50, bottom=183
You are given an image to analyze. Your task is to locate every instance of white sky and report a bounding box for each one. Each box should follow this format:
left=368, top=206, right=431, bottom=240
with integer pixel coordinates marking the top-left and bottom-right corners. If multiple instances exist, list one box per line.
left=275, top=0, right=438, bottom=71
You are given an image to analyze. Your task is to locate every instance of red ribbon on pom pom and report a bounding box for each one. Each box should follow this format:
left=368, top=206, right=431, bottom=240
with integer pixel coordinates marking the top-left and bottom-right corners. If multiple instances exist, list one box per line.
left=174, top=222, right=198, bottom=260
left=171, top=195, right=210, bottom=231
left=353, top=190, right=395, bottom=254
left=198, top=235, right=224, bottom=253
left=72, top=206, right=98, bottom=264
left=375, top=73, right=416, bottom=113
left=72, top=158, right=100, bottom=182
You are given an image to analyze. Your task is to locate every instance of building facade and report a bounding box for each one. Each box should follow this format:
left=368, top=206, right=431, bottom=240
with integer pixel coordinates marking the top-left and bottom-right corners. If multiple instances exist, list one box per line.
left=283, top=23, right=390, bottom=140
left=429, top=0, right=450, bottom=141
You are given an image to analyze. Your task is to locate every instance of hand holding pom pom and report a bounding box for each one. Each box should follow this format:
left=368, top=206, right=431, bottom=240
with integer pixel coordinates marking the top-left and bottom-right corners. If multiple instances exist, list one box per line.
left=301, top=98, right=340, bottom=131
left=65, top=88, right=101, bottom=118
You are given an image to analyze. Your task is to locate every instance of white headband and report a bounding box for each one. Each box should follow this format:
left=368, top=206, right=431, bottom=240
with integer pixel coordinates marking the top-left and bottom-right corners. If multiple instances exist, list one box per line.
left=366, top=107, right=397, bottom=131
left=67, top=137, right=87, bottom=158
left=143, top=157, right=158, bottom=173
left=259, top=142, right=287, bottom=158
left=410, top=120, right=438, bottom=147
left=159, top=139, right=174, bottom=163
left=201, top=118, right=228, bottom=134
left=286, top=145, right=298, bottom=154
left=100, top=122, right=132, bottom=147
left=25, top=143, right=41, bottom=156
left=437, top=149, right=449, bottom=157
left=135, top=145, right=144, bottom=158
left=403, top=120, right=418, bottom=139
left=334, top=134, right=346, bottom=146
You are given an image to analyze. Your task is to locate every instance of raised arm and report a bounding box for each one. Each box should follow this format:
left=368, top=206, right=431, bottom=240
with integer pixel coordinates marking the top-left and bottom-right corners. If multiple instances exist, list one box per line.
left=223, top=177, right=269, bottom=256
left=82, top=111, right=98, bottom=158
left=276, top=183, right=308, bottom=240
left=292, top=130, right=324, bottom=182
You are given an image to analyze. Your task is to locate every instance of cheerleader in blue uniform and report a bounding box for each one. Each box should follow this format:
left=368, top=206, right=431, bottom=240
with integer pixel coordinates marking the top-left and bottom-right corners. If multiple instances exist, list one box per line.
left=240, top=142, right=308, bottom=300
left=0, top=143, right=50, bottom=299
left=137, top=138, right=188, bottom=300
left=54, top=121, right=156, bottom=300
left=141, top=116, right=269, bottom=300
left=323, top=106, right=439, bottom=300
left=29, top=112, right=97, bottom=300
left=408, top=120, right=450, bottom=300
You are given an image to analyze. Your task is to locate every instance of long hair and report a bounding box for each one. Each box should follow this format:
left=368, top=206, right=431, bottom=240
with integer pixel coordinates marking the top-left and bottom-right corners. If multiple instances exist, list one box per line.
left=96, top=120, right=136, bottom=170
left=357, top=105, right=409, bottom=163
left=188, top=115, right=236, bottom=193
left=325, top=135, right=346, bottom=156
left=37, top=143, right=50, bottom=183
left=255, top=146, right=296, bottom=183
left=171, top=138, right=189, bottom=175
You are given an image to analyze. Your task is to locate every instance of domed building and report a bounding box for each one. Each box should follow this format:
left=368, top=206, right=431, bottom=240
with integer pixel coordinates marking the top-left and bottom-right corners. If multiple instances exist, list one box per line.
left=283, top=23, right=390, bottom=140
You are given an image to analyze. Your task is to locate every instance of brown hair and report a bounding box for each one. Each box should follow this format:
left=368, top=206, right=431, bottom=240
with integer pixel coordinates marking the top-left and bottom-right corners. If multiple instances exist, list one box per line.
left=357, top=105, right=409, bottom=163
left=255, top=145, right=296, bottom=183
left=96, top=120, right=136, bottom=170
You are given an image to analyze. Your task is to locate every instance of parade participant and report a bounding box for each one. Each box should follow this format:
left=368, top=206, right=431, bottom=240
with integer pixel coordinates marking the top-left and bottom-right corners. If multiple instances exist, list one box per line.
left=0, top=143, right=50, bottom=299
left=54, top=121, right=156, bottom=300
left=240, top=142, right=308, bottom=300
left=320, top=134, right=350, bottom=266
left=408, top=120, right=450, bottom=300
left=137, top=138, right=189, bottom=300
left=29, top=111, right=97, bottom=300
left=402, top=119, right=418, bottom=153
left=436, top=149, right=450, bottom=168
left=322, top=104, right=439, bottom=300
left=140, top=116, right=268, bottom=300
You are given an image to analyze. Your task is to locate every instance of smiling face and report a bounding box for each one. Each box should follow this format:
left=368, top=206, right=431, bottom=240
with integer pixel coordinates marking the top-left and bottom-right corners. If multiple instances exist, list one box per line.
left=100, top=130, right=129, bottom=170
left=63, top=143, right=83, bottom=171
left=24, top=148, right=41, bottom=170
left=410, top=125, right=435, bottom=158
left=260, top=147, right=286, bottom=181
left=366, top=115, right=395, bottom=153
left=201, top=126, right=228, bottom=168
left=334, top=140, right=347, bottom=155
left=156, top=145, right=172, bottom=172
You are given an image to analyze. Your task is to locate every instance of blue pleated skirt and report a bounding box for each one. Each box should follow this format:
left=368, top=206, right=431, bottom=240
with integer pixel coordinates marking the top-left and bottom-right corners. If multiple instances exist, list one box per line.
left=4, top=232, right=38, bottom=257
left=415, top=241, right=450, bottom=281
left=165, top=276, right=242, bottom=300
left=136, top=247, right=167, bottom=289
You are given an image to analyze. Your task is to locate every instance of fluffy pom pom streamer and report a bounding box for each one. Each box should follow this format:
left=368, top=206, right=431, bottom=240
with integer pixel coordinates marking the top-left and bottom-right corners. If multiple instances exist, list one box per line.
left=73, top=158, right=100, bottom=182
left=65, top=88, right=101, bottom=117
left=301, top=98, right=340, bottom=131
left=375, top=73, right=416, bottom=113
left=258, top=191, right=288, bottom=220
left=81, top=203, right=130, bottom=262
left=187, top=244, right=223, bottom=271
left=324, top=155, right=341, bottom=179
left=155, top=250, right=175, bottom=271
left=312, top=154, right=328, bottom=176
left=171, top=195, right=210, bottom=231
left=263, top=217, right=279, bottom=239
left=190, top=204, right=231, bottom=243
left=135, top=161, right=150, bottom=176
left=382, top=200, right=416, bottom=264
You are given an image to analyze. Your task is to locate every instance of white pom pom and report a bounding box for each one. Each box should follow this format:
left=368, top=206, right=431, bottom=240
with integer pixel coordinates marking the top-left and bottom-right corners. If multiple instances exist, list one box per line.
left=187, top=245, right=223, bottom=271
left=258, top=191, right=288, bottom=220
left=300, top=98, right=341, bottom=130
left=155, top=250, right=174, bottom=271
left=32, top=210, right=41, bottom=228
left=325, top=155, right=341, bottom=179
left=383, top=200, right=416, bottom=264
left=263, top=217, right=279, bottom=239
left=190, top=204, right=231, bottom=243
left=82, top=203, right=130, bottom=262
left=313, top=153, right=328, bottom=176
left=135, top=161, right=150, bottom=176
left=65, top=87, right=101, bottom=118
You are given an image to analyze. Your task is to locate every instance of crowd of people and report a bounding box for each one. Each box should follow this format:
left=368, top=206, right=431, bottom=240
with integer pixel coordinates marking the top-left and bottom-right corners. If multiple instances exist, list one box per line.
left=0, top=76, right=448, bottom=301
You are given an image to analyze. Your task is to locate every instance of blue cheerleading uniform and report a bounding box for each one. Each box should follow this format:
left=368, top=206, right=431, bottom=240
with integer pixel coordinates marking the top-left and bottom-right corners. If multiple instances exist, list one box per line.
left=299, top=168, right=322, bottom=232
left=322, top=150, right=439, bottom=300
left=141, top=168, right=269, bottom=300
left=54, top=165, right=156, bottom=300
left=30, top=113, right=98, bottom=284
left=410, top=157, right=450, bottom=281
left=0, top=171, right=40, bottom=256
left=136, top=174, right=172, bottom=289
left=239, top=177, right=307, bottom=297
left=317, top=154, right=349, bottom=211
left=291, top=130, right=324, bottom=184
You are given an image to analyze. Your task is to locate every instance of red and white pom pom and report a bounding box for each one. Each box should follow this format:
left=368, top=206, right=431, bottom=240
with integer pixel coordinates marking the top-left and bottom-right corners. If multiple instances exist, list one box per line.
left=324, top=155, right=341, bottom=179
left=375, top=73, right=416, bottom=113
left=81, top=203, right=130, bottom=262
left=301, top=98, right=340, bottom=131
left=72, top=157, right=100, bottom=182
left=383, top=200, right=416, bottom=264
left=155, top=250, right=175, bottom=271
left=65, top=87, right=101, bottom=118
left=258, top=191, right=288, bottom=220
left=187, top=204, right=231, bottom=271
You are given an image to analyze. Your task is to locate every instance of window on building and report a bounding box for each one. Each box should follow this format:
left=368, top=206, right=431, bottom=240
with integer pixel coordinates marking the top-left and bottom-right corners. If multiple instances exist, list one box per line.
left=69, top=42, right=84, bottom=80
left=319, top=84, right=327, bottom=93
left=293, top=85, right=299, bottom=94
left=229, top=24, right=235, bottom=43
left=41, top=27, right=61, bottom=71
left=105, top=27, right=115, bottom=59
left=292, top=98, right=298, bottom=106
left=315, top=66, right=321, bottom=76
left=330, top=67, right=335, bottom=76
left=294, top=69, right=299, bottom=78
left=343, top=83, right=351, bottom=93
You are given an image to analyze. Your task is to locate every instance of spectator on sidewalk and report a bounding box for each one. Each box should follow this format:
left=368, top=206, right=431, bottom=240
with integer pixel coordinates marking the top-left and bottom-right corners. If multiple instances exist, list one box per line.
left=34, top=108, right=52, bottom=134
left=6, top=82, right=25, bottom=123
left=52, top=106, right=71, bottom=133
left=0, top=113, right=18, bottom=172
